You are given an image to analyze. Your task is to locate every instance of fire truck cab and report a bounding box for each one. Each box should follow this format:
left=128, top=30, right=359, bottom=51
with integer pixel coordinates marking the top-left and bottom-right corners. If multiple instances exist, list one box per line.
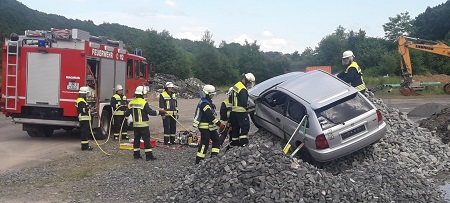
left=1, top=28, right=152, bottom=139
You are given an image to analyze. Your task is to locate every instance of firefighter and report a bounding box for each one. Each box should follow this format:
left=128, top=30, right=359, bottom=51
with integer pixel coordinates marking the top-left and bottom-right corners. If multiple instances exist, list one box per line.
left=229, top=73, right=255, bottom=148
left=159, top=82, right=178, bottom=145
left=76, top=86, right=93, bottom=151
left=193, top=85, right=225, bottom=164
left=111, top=84, right=128, bottom=141
left=337, top=50, right=367, bottom=93
left=125, top=86, right=166, bottom=161
left=218, top=87, right=233, bottom=146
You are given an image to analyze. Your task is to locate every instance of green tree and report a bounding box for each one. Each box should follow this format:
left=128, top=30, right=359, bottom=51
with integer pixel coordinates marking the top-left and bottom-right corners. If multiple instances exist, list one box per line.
left=383, top=12, right=415, bottom=41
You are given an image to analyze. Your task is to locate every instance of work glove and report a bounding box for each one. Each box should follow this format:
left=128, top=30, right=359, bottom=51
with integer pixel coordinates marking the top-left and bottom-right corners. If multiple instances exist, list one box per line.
left=159, top=109, right=167, bottom=116
left=219, top=122, right=226, bottom=132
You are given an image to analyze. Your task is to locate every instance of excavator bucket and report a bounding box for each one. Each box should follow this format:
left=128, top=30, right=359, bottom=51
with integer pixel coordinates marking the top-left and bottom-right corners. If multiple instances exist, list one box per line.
left=400, top=86, right=420, bottom=96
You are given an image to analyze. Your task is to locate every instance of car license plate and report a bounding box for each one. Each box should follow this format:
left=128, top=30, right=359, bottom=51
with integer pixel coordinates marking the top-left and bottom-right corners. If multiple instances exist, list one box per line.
left=67, top=82, right=80, bottom=90
left=341, top=125, right=366, bottom=140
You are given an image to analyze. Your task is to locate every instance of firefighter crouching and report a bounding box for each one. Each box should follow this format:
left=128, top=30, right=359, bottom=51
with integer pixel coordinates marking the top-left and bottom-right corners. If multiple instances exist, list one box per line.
left=159, top=82, right=178, bottom=145
left=111, top=84, right=128, bottom=141
left=193, top=85, right=225, bottom=164
left=218, top=87, right=233, bottom=146
left=76, top=86, right=93, bottom=151
left=229, top=73, right=255, bottom=148
left=125, top=86, right=166, bottom=161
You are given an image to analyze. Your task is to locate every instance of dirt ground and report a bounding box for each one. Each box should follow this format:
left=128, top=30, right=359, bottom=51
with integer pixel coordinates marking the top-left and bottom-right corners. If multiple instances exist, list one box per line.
left=413, top=74, right=450, bottom=84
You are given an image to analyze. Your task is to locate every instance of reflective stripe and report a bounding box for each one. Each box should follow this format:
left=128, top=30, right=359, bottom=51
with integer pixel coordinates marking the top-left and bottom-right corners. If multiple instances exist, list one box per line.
left=203, top=105, right=211, bottom=112
left=239, top=135, right=248, bottom=139
left=198, top=122, right=218, bottom=130
left=232, top=137, right=239, bottom=141
left=197, top=152, right=206, bottom=158
left=212, top=118, right=219, bottom=124
left=164, top=111, right=177, bottom=115
left=211, top=148, right=220, bottom=153
left=78, top=114, right=91, bottom=121
left=134, top=148, right=140, bottom=152
left=81, top=140, right=89, bottom=144
left=133, top=121, right=149, bottom=127
left=144, top=148, right=152, bottom=152
left=170, top=134, right=176, bottom=137
left=113, top=111, right=124, bottom=115
left=356, top=84, right=366, bottom=91
left=197, top=145, right=206, bottom=158
left=164, top=134, right=170, bottom=137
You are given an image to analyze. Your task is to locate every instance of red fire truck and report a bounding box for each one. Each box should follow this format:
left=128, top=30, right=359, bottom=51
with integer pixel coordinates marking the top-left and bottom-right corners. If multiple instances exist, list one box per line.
left=1, top=28, right=152, bottom=139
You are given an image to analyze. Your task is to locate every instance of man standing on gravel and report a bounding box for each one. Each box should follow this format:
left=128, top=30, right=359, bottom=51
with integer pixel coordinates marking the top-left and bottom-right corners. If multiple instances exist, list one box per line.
left=229, top=73, right=255, bottom=148
left=111, top=84, right=128, bottom=141
left=125, top=86, right=166, bottom=161
left=193, top=85, right=225, bottom=164
left=76, top=86, right=93, bottom=151
left=218, top=87, right=233, bottom=146
left=159, top=82, right=178, bottom=145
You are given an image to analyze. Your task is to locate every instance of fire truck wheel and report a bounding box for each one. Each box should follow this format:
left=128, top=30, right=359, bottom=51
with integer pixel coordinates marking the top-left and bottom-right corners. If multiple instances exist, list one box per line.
left=37, top=127, right=54, bottom=137
left=95, top=110, right=110, bottom=140
left=27, top=131, right=39, bottom=137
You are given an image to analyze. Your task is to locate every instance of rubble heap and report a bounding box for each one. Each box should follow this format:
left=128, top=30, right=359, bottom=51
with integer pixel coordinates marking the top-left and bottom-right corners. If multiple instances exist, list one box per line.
left=155, top=92, right=449, bottom=202
left=419, top=107, right=450, bottom=144
left=149, top=73, right=205, bottom=99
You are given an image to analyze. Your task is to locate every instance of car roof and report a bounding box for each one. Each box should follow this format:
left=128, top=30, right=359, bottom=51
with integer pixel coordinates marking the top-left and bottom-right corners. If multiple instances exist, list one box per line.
left=278, top=70, right=357, bottom=109
left=249, top=71, right=306, bottom=97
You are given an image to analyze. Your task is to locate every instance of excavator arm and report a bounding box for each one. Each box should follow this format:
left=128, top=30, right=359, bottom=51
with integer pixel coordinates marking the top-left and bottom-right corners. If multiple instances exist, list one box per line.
left=397, top=35, right=450, bottom=95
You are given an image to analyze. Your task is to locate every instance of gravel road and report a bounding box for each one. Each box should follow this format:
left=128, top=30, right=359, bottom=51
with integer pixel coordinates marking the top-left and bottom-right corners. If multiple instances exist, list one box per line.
left=0, top=93, right=449, bottom=203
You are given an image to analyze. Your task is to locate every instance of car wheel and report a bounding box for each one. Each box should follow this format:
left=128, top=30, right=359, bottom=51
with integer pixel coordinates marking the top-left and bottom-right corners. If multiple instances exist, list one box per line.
left=294, top=140, right=323, bottom=168
left=249, top=112, right=261, bottom=129
left=27, top=131, right=39, bottom=137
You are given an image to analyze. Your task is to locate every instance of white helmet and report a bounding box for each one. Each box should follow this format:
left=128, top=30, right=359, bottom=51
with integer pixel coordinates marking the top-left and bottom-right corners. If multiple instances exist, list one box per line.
left=115, top=84, right=123, bottom=91
left=226, top=87, right=234, bottom=95
left=78, top=86, right=90, bottom=94
left=203, top=84, right=216, bottom=95
left=134, top=86, right=148, bottom=95
left=244, top=73, right=256, bottom=83
left=342, top=50, right=355, bottom=59
left=165, top=82, right=175, bottom=88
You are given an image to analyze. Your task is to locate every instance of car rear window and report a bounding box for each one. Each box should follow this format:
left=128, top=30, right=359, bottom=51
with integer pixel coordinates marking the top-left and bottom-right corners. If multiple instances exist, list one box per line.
left=315, top=93, right=373, bottom=129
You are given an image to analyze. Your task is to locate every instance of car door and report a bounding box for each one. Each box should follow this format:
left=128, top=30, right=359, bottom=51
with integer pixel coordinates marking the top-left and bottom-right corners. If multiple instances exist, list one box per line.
left=254, top=90, right=287, bottom=138
left=282, top=97, right=308, bottom=147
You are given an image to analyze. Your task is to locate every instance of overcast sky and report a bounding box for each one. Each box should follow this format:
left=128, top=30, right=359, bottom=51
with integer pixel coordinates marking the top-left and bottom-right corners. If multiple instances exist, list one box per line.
left=17, top=0, right=447, bottom=54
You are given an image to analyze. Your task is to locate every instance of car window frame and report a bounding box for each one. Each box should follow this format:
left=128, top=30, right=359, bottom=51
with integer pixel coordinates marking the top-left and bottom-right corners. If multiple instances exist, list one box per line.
left=261, top=90, right=289, bottom=115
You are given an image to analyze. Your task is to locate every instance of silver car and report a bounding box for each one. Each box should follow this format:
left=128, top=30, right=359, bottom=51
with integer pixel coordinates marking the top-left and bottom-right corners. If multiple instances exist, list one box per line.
left=248, top=71, right=387, bottom=162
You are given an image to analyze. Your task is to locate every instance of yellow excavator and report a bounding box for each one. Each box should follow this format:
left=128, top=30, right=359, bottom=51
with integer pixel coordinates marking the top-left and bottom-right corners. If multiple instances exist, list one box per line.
left=397, top=35, right=450, bottom=95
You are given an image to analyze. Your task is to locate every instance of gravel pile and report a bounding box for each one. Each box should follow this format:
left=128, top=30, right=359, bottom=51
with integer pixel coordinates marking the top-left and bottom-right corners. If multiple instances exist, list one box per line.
left=154, top=91, right=449, bottom=203
left=408, top=103, right=449, bottom=118
left=149, top=73, right=205, bottom=99
left=419, top=107, right=450, bottom=144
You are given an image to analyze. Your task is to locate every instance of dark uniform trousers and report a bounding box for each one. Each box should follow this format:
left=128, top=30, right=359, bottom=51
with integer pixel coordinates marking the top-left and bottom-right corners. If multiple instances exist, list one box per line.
left=196, top=129, right=221, bottom=164
left=230, top=112, right=250, bottom=147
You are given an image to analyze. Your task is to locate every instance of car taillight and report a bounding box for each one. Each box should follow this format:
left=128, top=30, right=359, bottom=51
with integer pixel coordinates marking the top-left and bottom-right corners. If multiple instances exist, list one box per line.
left=315, top=134, right=329, bottom=149
left=376, top=109, right=383, bottom=123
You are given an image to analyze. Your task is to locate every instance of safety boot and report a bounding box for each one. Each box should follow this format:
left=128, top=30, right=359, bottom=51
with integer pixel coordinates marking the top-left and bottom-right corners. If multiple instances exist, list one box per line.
left=81, top=146, right=93, bottom=151
left=239, top=138, right=249, bottom=147
left=133, top=151, right=142, bottom=159
left=195, top=156, right=203, bottom=164
left=164, top=136, right=169, bottom=145
left=169, top=136, right=176, bottom=145
left=146, top=153, right=157, bottom=161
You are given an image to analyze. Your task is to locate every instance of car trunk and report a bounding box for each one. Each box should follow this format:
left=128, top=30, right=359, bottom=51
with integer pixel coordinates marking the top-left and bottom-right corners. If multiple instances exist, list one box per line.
left=314, top=93, right=378, bottom=148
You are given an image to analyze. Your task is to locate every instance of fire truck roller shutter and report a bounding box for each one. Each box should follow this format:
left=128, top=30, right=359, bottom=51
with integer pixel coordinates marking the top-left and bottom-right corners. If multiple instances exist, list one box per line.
left=99, top=59, right=115, bottom=101
left=26, top=53, right=60, bottom=105
left=115, top=60, right=126, bottom=93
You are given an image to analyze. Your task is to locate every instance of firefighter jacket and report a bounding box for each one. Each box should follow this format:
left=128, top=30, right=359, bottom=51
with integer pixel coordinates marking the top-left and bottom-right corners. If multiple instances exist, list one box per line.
left=125, top=97, right=161, bottom=128
left=219, top=98, right=232, bottom=122
left=229, top=81, right=249, bottom=113
left=193, top=97, right=220, bottom=130
left=111, top=93, right=127, bottom=115
left=338, top=61, right=366, bottom=91
left=76, top=97, right=91, bottom=121
left=159, top=91, right=178, bottom=116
